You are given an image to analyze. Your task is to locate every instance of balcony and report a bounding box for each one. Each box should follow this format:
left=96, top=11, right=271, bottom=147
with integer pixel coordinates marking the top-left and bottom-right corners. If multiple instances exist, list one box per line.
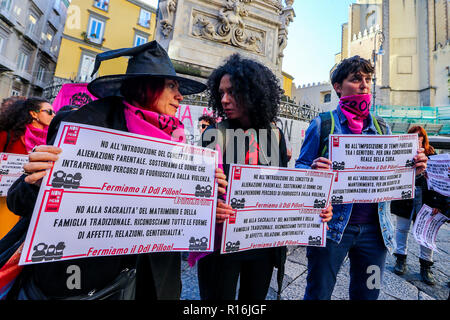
left=33, top=77, right=50, bottom=89
left=40, top=41, right=57, bottom=61
left=14, top=69, right=33, bottom=83
left=0, top=53, right=14, bottom=71
left=0, top=6, right=15, bottom=26
left=23, top=27, right=40, bottom=46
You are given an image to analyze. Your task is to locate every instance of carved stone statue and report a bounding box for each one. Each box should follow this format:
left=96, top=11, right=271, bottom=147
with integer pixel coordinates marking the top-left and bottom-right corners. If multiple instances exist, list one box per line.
left=192, top=0, right=263, bottom=54
left=277, top=1, right=295, bottom=66
left=159, top=0, right=178, bottom=39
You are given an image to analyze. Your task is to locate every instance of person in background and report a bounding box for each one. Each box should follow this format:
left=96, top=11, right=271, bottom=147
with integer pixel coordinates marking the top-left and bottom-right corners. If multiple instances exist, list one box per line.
left=0, top=96, right=26, bottom=114
left=392, top=125, right=448, bottom=285
left=198, top=115, right=217, bottom=134
left=295, top=55, right=428, bottom=300
left=0, top=97, right=54, bottom=239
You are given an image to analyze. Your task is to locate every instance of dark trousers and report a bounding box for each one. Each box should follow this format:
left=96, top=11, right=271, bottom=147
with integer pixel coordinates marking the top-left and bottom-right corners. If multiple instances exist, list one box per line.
left=197, top=250, right=275, bottom=300
left=135, top=252, right=181, bottom=300
left=304, top=223, right=387, bottom=300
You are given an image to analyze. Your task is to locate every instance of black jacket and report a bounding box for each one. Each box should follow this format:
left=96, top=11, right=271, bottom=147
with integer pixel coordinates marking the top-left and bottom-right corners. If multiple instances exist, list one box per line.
left=201, top=119, right=289, bottom=262
left=391, top=171, right=449, bottom=220
left=7, top=97, right=180, bottom=299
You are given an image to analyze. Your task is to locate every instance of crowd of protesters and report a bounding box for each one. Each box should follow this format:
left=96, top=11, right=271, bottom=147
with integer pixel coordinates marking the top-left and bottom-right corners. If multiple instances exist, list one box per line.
left=0, top=41, right=447, bottom=301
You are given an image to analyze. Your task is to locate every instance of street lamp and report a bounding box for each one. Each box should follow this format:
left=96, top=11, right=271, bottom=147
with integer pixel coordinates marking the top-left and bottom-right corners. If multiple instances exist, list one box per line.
left=372, top=29, right=384, bottom=112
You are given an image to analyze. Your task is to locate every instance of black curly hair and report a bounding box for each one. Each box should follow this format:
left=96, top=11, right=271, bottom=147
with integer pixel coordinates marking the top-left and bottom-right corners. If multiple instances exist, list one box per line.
left=207, top=54, right=283, bottom=129
left=0, top=97, right=49, bottom=141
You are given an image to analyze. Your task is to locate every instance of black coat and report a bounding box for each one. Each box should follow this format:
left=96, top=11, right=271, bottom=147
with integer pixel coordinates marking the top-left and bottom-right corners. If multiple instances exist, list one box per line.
left=391, top=170, right=449, bottom=220
left=7, top=96, right=180, bottom=299
left=201, top=119, right=289, bottom=292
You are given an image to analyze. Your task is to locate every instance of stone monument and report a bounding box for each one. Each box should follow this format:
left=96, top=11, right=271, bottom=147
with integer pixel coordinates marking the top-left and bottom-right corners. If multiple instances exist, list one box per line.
left=155, top=0, right=295, bottom=80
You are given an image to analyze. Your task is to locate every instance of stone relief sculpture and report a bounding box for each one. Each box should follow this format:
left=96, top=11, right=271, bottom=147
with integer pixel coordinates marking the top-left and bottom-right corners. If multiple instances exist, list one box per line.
left=159, top=0, right=178, bottom=38
left=192, top=0, right=264, bottom=54
left=277, top=0, right=295, bottom=66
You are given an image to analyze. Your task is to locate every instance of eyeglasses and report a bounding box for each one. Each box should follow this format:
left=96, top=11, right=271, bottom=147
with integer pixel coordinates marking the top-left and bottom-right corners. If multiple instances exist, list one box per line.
left=40, top=109, right=55, bottom=115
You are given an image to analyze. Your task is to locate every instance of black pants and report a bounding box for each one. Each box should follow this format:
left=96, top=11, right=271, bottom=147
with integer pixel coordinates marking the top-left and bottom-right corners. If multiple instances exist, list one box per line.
left=135, top=252, right=181, bottom=300
left=197, top=249, right=275, bottom=300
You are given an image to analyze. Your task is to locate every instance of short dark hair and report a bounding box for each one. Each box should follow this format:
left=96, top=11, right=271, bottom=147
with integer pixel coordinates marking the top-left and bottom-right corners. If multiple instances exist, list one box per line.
left=198, top=115, right=216, bottom=125
left=207, top=54, right=282, bottom=129
left=331, top=55, right=374, bottom=87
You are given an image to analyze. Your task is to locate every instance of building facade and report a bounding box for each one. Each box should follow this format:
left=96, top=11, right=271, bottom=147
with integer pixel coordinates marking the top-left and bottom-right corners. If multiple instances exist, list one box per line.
left=52, top=0, right=156, bottom=91
left=294, top=0, right=450, bottom=111
left=293, top=81, right=339, bottom=113
left=0, top=0, right=69, bottom=99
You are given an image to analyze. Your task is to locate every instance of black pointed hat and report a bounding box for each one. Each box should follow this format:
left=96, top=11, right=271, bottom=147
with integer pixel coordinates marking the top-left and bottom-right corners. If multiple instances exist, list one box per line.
left=87, top=41, right=206, bottom=98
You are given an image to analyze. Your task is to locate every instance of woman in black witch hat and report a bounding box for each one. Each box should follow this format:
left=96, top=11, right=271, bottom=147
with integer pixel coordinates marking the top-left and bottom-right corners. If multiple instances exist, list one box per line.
left=6, top=41, right=232, bottom=300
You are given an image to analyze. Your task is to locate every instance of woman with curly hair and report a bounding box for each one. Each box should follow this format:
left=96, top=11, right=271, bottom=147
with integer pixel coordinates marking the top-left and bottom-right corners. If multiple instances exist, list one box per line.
left=190, top=54, right=333, bottom=300
left=0, top=97, right=54, bottom=239
left=0, top=97, right=55, bottom=155
left=0, top=95, right=26, bottom=114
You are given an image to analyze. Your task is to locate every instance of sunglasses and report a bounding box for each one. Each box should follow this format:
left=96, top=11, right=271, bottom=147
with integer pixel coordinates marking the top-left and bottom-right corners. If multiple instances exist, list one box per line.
left=198, top=124, right=208, bottom=129
left=40, top=109, right=55, bottom=115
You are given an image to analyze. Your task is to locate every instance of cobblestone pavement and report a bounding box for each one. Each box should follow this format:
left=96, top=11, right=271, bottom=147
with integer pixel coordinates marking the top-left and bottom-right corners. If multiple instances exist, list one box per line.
left=181, top=217, right=449, bottom=300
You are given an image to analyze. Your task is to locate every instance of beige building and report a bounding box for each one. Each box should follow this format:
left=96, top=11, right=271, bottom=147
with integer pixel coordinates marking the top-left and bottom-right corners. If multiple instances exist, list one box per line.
left=0, top=0, right=69, bottom=99
left=294, top=0, right=450, bottom=110
left=293, top=81, right=339, bottom=112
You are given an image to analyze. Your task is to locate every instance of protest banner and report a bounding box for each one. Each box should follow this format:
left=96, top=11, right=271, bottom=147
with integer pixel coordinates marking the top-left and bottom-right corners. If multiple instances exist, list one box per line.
left=19, top=122, right=218, bottom=265
left=328, top=134, right=418, bottom=171
left=176, top=104, right=308, bottom=168
left=413, top=204, right=449, bottom=252
left=330, top=168, right=415, bottom=204
left=328, top=134, right=417, bottom=204
left=426, top=154, right=450, bottom=197
left=220, top=164, right=335, bottom=254
left=52, top=83, right=97, bottom=112
left=0, top=153, right=29, bottom=197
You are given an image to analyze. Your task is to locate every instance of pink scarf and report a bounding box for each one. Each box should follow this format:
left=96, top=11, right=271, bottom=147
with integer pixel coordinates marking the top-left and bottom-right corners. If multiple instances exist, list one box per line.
left=339, top=94, right=372, bottom=134
left=24, top=124, right=48, bottom=153
left=123, top=100, right=186, bottom=143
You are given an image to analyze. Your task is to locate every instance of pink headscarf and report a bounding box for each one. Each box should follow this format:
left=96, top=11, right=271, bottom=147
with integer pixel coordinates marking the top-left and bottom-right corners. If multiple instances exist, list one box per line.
left=339, top=94, right=372, bottom=134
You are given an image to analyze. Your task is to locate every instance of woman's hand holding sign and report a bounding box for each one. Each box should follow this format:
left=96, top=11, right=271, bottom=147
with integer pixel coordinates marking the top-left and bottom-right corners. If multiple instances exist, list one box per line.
left=320, top=206, right=333, bottom=223
left=413, top=148, right=427, bottom=176
left=23, top=145, right=62, bottom=186
left=311, top=157, right=332, bottom=171
left=310, top=156, right=333, bottom=228
left=216, top=199, right=233, bottom=223
left=215, top=168, right=228, bottom=196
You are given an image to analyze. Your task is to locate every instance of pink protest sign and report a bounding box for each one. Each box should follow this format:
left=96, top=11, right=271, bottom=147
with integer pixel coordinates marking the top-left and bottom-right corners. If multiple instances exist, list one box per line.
left=52, top=83, right=97, bottom=112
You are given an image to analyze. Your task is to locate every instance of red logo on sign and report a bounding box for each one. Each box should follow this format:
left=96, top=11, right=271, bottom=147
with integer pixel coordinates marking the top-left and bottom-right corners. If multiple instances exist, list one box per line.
left=64, top=126, right=80, bottom=145
left=228, top=210, right=237, bottom=224
left=332, top=136, right=340, bottom=147
left=234, top=167, right=242, bottom=180
left=45, top=189, right=63, bottom=212
left=1, top=154, right=8, bottom=162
